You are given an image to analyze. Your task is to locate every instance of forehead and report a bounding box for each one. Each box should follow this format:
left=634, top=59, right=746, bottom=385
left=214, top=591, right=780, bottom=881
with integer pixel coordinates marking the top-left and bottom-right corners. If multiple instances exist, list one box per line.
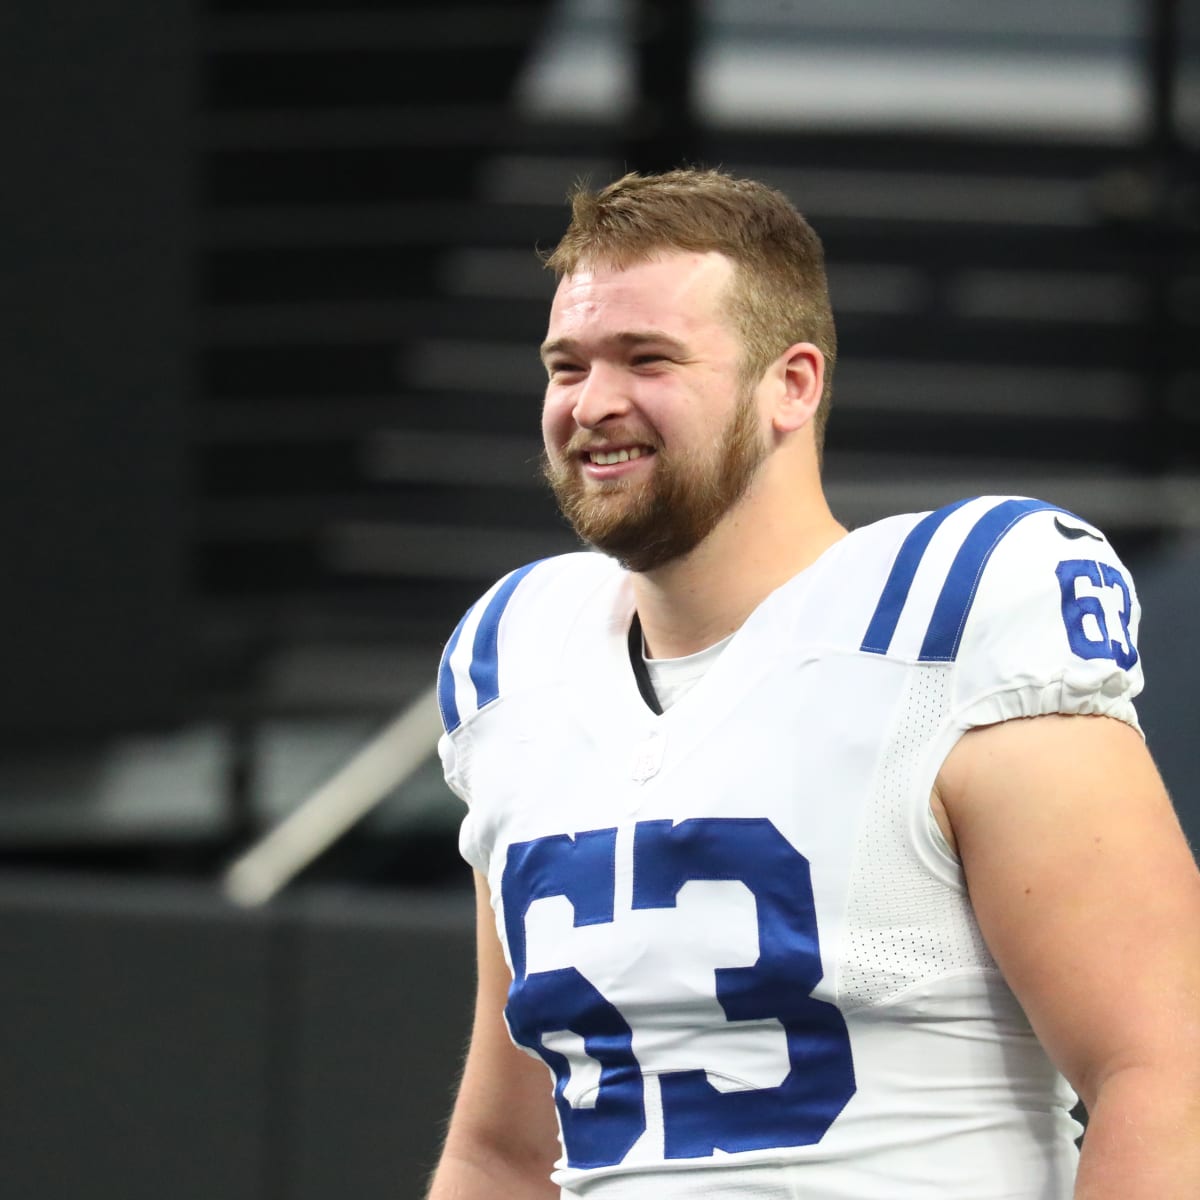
left=546, top=251, right=737, bottom=344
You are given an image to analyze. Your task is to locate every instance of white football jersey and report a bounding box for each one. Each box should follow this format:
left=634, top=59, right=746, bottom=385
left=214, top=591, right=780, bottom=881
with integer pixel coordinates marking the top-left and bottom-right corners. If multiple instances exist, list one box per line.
left=438, top=496, right=1143, bottom=1199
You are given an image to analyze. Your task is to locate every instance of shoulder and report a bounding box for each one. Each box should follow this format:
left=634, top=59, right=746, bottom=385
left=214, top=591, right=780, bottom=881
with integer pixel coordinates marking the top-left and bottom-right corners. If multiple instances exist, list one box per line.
left=853, top=495, right=1132, bottom=656
left=437, top=552, right=626, bottom=734
left=854, top=495, right=1142, bottom=726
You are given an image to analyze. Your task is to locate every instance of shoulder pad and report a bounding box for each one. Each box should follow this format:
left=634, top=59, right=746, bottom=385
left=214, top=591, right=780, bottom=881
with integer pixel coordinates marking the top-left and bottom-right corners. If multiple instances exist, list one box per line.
left=859, top=496, right=1141, bottom=724
left=437, top=553, right=618, bottom=733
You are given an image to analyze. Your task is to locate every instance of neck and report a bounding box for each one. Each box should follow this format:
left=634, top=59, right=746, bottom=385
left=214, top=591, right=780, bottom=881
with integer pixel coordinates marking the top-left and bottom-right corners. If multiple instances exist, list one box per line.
left=631, top=471, right=846, bottom=659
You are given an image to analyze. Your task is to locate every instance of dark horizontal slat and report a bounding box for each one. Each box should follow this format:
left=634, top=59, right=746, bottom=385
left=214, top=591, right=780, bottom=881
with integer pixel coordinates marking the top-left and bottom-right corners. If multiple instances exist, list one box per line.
left=486, top=124, right=1140, bottom=186
left=192, top=394, right=537, bottom=439
left=196, top=523, right=570, bottom=587
left=202, top=106, right=506, bottom=151
left=204, top=246, right=549, bottom=306
left=203, top=246, right=445, bottom=304
left=204, top=6, right=550, bottom=51
left=199, top=442, right=540, bottom=496
left=827, top=409, right=1157, bottom=464
left=820, top=226, right=1173, bottom=273
left=202, top=343, right=404, bottom=396
left=201, top=441, right=364, bottom=494
left=205, top=45, right=534, bottom=109
left=714, top=129, right=1138, bottom=178
left=202, top=201, right=567, bottom=247
left=204, top=147, right=486, bottom=205
left=197, top=487, right=561, bottom=534
left=200, top=298, right=548, bottom=342
left=833, top=318, right=1153, bottom=369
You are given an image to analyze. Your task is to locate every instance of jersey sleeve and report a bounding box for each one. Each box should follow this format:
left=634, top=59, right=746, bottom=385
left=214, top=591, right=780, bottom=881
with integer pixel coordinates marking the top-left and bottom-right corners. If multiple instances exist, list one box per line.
left=949, top=505, right=1143, bottom=734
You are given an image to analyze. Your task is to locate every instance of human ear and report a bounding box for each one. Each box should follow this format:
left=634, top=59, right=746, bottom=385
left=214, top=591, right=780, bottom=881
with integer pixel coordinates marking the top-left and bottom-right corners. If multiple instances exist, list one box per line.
left=770, top=342, right=824, bottom=434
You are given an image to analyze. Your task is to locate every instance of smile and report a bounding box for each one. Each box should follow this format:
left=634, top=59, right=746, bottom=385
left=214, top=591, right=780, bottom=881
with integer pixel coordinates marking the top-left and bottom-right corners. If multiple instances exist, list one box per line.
left=586, top=446, right=653, bottom=466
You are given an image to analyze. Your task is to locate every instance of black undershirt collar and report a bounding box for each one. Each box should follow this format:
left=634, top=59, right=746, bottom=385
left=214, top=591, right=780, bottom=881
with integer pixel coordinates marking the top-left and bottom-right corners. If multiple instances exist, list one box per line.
left=626, top=612, right=663, bottom=715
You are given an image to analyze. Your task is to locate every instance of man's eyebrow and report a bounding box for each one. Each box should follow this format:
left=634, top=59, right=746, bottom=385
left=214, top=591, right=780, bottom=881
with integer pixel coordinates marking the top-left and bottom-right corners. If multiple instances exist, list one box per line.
left=539, top=330, right=689, bottom=363
left=539, top=336, right=575, bottom=364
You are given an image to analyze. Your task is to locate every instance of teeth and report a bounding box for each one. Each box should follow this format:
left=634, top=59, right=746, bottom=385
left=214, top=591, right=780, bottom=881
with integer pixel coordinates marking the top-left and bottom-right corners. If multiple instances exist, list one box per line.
left=589, top=447, right=645, bottom=465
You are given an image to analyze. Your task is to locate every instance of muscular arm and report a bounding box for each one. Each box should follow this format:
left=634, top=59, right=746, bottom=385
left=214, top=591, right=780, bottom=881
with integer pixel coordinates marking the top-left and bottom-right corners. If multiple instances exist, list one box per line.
left=426, top=871, right=560, bottom=1200
left=938, top=714, right=1200, bottom=1200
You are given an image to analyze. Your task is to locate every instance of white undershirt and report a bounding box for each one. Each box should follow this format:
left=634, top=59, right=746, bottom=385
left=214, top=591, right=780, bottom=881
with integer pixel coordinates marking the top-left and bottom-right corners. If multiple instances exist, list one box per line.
left=642, top=634, right=734, bottom=711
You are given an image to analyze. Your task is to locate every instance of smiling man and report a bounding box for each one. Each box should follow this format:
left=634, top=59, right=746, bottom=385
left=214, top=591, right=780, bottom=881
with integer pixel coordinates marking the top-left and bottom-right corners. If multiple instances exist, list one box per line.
left=539, top=253, right=774, bottom=577
left=426, top=169, right=1200, bottom=1200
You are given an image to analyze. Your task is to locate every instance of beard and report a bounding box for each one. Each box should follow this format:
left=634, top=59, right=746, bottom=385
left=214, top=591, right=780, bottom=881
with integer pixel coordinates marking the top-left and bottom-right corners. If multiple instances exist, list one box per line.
left=541, top=393, right=768, bottom=573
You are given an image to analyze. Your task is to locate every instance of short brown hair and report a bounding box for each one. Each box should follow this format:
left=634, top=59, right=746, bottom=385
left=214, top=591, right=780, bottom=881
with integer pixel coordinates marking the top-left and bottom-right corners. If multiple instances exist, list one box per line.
left=543, top=168, right=837, bottom=455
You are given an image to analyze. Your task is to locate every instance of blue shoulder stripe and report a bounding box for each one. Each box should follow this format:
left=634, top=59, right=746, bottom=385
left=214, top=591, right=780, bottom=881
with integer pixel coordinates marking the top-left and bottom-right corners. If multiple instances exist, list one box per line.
left=468, top=560, right=544, bottom=711
left=436, top=559, right=544, bottom=729
left=437, top=608, right=472, bottom=733
left=919, top=498, right=1062, bottom=662
left=438, top=560, right=545, bottom=735
left=860, top=498, right=973, bottom=655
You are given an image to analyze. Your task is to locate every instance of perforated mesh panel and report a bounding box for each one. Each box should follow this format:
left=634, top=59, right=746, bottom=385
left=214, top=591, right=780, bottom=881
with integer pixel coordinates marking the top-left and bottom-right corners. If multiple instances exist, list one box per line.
left=839, top=667, right=996, bottom=1011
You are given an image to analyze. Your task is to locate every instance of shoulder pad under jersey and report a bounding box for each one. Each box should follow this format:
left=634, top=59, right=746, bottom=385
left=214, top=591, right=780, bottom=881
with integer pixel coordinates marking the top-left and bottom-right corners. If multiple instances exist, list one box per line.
left=437, top=552, right=621, bottom=735
left=857, top=496, right=1142, bottom=729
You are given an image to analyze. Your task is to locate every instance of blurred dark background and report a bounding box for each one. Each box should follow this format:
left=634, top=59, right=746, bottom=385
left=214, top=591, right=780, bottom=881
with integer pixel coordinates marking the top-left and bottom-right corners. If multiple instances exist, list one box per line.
left=1, top=1, right=1197, bottom=1196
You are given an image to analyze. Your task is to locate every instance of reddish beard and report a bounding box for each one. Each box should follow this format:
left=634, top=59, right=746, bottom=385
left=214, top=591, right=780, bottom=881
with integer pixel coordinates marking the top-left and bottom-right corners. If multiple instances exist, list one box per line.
left=541, top=395, right=767, bottom=573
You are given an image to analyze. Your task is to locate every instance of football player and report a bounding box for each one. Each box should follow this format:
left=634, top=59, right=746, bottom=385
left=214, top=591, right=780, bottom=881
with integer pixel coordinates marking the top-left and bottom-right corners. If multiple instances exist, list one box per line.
left=426, top=169, right=1200, bottom=1199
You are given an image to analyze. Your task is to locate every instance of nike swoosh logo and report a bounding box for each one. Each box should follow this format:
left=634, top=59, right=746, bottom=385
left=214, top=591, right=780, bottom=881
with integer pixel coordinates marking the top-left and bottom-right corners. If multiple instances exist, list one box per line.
left=1054, top=516, right=1103, bottom=542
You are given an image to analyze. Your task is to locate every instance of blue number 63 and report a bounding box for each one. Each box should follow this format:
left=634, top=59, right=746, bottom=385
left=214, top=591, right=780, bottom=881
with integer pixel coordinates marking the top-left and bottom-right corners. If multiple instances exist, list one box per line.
left=501, top=818, right=857, bottom=1170
left=1056, top=559, right=1138, bottom=670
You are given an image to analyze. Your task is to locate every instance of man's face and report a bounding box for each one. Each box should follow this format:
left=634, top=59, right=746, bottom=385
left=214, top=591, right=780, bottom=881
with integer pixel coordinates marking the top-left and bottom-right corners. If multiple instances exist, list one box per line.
left=540, top=252, right=769, bottom=573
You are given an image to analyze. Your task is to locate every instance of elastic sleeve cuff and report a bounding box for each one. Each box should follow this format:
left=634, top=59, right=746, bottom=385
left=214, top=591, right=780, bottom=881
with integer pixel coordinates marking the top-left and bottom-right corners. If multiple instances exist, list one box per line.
left=955, top=661, right=1143, bottom=738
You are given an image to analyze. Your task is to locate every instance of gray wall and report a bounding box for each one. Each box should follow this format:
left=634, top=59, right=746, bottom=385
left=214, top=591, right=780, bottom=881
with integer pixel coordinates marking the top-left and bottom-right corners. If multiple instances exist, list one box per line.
left=0, top=1, right=192, bottom=740
left=1134, top=535, right=1200, bottom=839
left=0, top=875, right=475, bottom=1200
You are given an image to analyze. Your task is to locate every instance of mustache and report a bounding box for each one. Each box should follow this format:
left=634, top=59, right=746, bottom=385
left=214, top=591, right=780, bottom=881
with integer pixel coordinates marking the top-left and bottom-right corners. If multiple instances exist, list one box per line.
left=559, top=426, right=662, bottom=457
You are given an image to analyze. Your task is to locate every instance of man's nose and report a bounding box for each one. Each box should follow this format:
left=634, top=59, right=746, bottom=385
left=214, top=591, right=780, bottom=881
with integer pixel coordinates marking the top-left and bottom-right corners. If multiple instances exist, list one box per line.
left=572, top=363, right=632, bottom=429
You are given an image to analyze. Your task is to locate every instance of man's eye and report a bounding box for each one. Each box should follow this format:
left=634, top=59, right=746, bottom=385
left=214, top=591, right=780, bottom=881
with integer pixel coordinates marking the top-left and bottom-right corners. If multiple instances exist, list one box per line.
left=632, top=354, right=667, bottom=367
left=547, top=362, right=583, bottom=377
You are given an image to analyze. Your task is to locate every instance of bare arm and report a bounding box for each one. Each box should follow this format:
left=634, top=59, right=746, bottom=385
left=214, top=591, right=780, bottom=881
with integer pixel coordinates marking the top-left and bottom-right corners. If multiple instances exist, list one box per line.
left=938, top=714, right=1200, bottom=1200
left=426, top=871, right=561, bottom=1200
